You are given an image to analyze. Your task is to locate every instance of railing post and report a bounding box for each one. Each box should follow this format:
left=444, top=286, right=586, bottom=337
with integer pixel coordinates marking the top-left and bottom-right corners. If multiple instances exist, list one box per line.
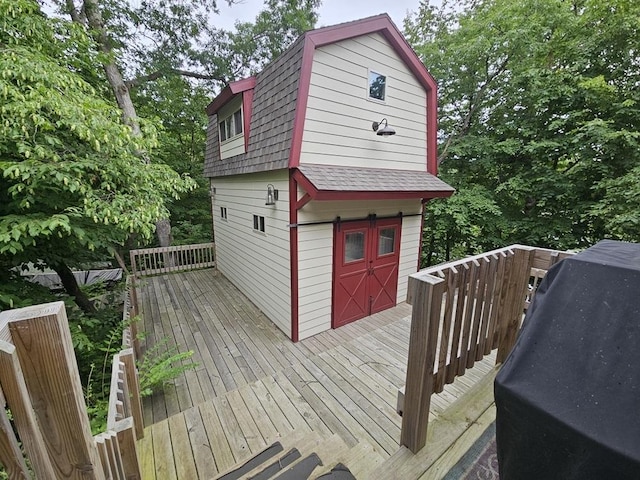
left=0, top=302, right=106, bottom=479
left=0, top=339, right=55, bottom=477
left=113, top=418, right=141, bottom=479
left=120, top=348, right=144, bottom=440
left=401, top=271, right=445, bottom=453
left=496, top=248, right=535, bottom=364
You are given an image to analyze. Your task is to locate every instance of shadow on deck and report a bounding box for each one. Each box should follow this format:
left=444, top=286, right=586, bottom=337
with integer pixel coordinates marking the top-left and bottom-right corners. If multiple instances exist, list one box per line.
left=136, top=269, right=496, bottom=479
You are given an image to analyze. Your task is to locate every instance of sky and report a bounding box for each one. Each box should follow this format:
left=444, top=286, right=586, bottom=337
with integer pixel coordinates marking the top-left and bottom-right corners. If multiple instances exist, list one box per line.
left=215, top=0, right=425, bottom=31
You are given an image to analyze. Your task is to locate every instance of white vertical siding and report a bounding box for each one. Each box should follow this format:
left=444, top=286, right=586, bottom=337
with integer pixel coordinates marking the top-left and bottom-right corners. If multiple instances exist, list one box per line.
left=211, top=170, right=291, bottom=336
left=299, top=32, right=428, bottom=171
left=296, top=199, right=422, bottom=340
left=218, top=95, right=245, bottom=160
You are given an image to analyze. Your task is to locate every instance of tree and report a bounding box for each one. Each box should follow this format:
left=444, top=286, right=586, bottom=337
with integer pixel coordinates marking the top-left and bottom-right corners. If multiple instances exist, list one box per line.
left=50, top=0, right=320, bottom=247
left=406, top=0, right=640, bottom=263
left=0, top=0, right=195, bottom=312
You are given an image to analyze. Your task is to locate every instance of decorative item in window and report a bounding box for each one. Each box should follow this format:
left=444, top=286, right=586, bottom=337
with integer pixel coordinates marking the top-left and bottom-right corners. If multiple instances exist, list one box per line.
left=368, top=71, right=386, bottom=101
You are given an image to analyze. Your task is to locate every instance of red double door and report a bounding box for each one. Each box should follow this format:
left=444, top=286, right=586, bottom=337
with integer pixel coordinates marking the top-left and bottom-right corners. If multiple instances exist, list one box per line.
left=332, top=217, right=402, bottom=328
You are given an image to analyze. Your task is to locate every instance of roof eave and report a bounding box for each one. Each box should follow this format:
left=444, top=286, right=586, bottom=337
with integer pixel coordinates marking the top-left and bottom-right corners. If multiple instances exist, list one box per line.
left=205, top=76, right=257, bottom=115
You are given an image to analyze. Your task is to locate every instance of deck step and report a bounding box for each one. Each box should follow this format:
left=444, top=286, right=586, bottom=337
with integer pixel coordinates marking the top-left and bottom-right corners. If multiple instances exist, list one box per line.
left=311, top=440, right=385, bottom=479
left=214, top=442, right=285, bottom=480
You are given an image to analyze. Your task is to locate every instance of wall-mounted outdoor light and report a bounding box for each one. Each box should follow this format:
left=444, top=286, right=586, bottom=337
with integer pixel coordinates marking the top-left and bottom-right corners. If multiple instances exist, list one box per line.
left=265, top=184, right=279, bottom=205
left=372, top=118, right=396, bottom=136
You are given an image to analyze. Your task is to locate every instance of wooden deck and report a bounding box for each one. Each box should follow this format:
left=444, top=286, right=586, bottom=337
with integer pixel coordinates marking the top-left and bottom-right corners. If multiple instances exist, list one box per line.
left=136, top=269, right=497, bottom=479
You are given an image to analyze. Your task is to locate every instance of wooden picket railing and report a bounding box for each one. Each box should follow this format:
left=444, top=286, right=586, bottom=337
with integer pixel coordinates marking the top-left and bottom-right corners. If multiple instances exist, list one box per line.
left=399, top=245, right=574, bottom=453
left=0, top=280, right=145, bottom=478
left=130, top=242, right=215, bottom=277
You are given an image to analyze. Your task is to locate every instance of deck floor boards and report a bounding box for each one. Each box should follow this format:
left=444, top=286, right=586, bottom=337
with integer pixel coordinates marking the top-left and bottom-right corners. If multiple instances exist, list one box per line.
left=137, top=269, right=497, bottom=479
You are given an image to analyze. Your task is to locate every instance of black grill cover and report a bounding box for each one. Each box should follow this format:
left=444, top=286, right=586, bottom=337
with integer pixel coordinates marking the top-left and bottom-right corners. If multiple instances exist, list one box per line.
left=495, top=240, right=640, bottom=480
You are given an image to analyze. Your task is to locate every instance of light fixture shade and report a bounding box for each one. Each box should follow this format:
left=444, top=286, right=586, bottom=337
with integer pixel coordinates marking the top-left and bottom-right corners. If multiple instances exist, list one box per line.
left=372, top=118, right=396, bottom=136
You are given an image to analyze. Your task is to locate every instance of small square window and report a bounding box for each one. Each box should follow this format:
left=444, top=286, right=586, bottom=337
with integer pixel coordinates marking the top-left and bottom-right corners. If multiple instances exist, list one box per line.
left=220, top=207, right=227, bottom=220
left=253, top=214, right=265, bottom=233
left=368, top=71, right=386, bottom=101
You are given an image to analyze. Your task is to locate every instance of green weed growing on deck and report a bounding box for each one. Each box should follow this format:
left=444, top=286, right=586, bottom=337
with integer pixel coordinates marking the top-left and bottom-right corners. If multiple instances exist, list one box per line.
left=137, top=338, right=198, bottom=396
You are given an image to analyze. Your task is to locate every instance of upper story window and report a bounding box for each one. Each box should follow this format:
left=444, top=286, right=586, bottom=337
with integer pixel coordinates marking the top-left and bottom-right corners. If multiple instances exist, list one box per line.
left=219, top=108, right=243, bottom=142
left=368, top=70, right=386, bottom=102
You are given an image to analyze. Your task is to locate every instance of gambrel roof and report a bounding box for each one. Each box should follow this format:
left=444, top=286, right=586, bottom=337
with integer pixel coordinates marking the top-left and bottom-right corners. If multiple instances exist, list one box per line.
left=204, top=14, right=440, bottom=178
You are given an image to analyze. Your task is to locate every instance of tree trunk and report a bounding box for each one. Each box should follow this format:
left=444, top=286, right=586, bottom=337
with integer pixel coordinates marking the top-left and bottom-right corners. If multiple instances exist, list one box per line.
left=50, top=262, right=97, bottom=314
left=80, top=0, right=172, bottom=246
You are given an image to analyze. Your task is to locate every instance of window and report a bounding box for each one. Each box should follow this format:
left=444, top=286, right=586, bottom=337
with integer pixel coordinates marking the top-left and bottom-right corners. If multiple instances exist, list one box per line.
left=233, top=109, right=243, bottom=135
left=253, top=215, right=265, bottom=233
left=368, top=71, right=386, bottom=101
left=378, top=227, right=396, bottom=256
left=218, top=108, right=243, bottom=142
left=220, top=207, right=227, bottom=220
left=345, top=231, right=365, bottom=263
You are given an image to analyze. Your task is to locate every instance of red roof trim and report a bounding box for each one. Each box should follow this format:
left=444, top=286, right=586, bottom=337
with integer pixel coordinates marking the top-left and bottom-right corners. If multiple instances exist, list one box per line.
left=205, top=76, right=256, bottom=115
left=288, top=14, right=439, bottom=174
left=288, top=40, right=316, bottom=168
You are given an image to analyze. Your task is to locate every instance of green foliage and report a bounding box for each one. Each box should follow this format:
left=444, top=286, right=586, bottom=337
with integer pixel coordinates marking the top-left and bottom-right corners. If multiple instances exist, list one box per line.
left=0, top=0, right=196, bottom=272
left=138, top=339, right=198, bottom=397
left=406, top=0, right=640, bottom=261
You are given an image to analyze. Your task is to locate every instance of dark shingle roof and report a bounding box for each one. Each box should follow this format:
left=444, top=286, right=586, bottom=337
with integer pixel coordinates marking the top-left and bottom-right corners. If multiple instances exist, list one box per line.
left=297, top=164, right=455, bottom=195
left=203, top=36, right=305, bottom=177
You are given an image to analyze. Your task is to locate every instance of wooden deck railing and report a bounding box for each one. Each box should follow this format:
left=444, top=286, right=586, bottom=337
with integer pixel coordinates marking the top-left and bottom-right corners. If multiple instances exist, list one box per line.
left=0, top=281, right=145, bottom=478
left=400, top=245, right=574, bottom=453
left=130, top=242, right=215, bottom=277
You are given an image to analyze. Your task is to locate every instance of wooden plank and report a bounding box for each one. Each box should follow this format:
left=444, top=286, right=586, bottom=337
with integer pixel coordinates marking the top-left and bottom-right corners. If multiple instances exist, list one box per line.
left=167, top=413, right=198, bottom=479
left=249, top=380, right=294, bottom=435
left=182, top=406, right=217, bottom=478
left=137, top=427, right=156, bottom=480
left=0, top=385, right=30, bottom=479
left=151, top=420, right=177, bottom=480
left=260, top=376, right=311, bottom=434
left=274, top=371, right=336, bottom=440
left=237, top=383, right=279, bottom=442
left=113, top=418, right=142, bottom=479
left=198, top=401, right=236, bottom=473
left=211, top=394, right=251, bottom=463
left=225, top=389, right=266, bottom=454
left=0, top=340, right=55, bottom=477
left=4, top=302, right=105, bottom=479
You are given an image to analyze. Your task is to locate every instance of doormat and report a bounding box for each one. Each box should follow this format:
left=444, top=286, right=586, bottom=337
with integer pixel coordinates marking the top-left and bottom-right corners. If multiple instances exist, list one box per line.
left=443, top=422, right=499, bottom=480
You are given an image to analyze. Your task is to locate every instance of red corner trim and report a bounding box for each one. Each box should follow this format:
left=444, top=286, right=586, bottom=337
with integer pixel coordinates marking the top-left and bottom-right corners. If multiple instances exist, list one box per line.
left=242, top=89, right=254, bottom=152
left=289, top=173, right=299, bottom=342
left=205, top=76, right=257, bottom=115
left=288, top=39, right=317, bottom=168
